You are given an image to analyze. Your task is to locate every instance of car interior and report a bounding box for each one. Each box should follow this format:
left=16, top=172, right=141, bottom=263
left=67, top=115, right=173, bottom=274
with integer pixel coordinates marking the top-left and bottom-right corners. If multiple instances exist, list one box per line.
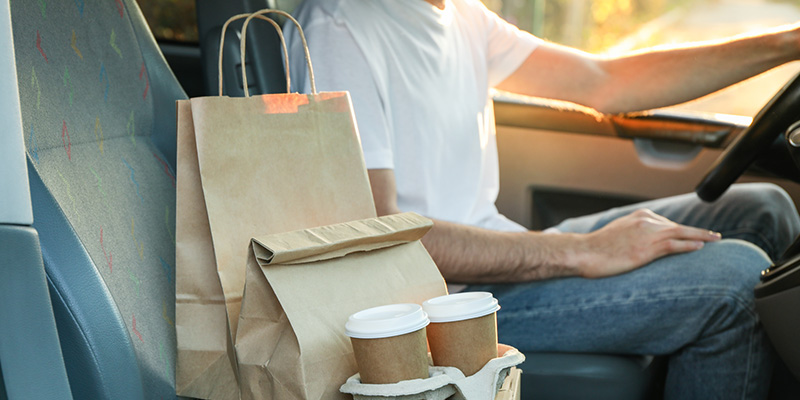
left=3, top=0, right=800, bottom=399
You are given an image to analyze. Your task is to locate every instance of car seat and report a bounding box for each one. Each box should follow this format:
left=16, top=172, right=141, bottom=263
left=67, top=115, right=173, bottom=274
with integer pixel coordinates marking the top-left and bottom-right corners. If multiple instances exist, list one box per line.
left=2, top=0, right=185, bottom=398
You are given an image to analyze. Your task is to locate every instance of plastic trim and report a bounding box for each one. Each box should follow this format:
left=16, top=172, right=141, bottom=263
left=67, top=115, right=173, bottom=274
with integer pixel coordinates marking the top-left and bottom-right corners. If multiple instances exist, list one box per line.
left=0, top=225, right=72, bottom=400
left=0, top=0, right=32, bottom=225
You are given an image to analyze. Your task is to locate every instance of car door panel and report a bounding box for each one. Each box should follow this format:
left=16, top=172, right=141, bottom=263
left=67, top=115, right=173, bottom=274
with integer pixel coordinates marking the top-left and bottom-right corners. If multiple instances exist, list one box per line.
left=494, top=97, right=800, bottom=230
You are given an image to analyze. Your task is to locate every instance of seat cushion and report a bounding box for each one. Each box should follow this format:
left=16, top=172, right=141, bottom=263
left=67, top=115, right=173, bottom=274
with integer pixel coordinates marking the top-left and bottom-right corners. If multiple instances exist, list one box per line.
left=519, top=353, right=664, bottom=400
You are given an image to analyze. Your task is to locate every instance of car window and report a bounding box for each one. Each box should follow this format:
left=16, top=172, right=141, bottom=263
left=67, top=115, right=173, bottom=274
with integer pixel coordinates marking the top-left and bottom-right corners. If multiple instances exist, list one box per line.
left=485, top=0, right=800, bottom=117
left=136, top=0, right=198, bottom=43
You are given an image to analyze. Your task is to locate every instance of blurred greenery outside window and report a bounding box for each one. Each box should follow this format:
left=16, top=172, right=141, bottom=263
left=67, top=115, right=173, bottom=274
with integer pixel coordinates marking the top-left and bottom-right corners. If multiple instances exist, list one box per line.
left=136, top=0, right=198, bottom=42
left=485, top=0, right=800, bottom=116
left=484, top=0, right=690, bottom=53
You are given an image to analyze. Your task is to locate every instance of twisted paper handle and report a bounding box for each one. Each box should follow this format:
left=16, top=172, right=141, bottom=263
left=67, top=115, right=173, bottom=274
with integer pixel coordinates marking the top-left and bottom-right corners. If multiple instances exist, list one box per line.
left=217, top=9, right=316, bottom=96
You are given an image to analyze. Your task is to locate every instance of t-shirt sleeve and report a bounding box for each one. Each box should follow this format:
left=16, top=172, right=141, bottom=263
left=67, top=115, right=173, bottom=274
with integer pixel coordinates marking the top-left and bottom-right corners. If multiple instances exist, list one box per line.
left=475, top=2, right=543, bottom=88
left=290, top=17, right=394, bottom=170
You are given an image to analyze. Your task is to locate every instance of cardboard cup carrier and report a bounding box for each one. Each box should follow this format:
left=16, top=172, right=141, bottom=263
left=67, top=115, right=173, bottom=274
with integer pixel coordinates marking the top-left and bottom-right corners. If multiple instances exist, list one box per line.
left=423, top=292, right=501, bottom=376
left=346, top=304, right=431, bottom=384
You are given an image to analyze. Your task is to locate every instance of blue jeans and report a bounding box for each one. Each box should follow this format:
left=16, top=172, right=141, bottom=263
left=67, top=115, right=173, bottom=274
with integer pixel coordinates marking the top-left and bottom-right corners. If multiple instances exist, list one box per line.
left=467, top=183, right=800, bottom=400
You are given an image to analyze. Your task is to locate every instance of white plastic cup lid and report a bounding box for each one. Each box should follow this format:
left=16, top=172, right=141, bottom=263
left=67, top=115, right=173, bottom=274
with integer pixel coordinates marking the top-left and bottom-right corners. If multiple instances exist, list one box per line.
left=422, top=292, right=500, bottom=323
left=345, top=303, right=430, bottom=339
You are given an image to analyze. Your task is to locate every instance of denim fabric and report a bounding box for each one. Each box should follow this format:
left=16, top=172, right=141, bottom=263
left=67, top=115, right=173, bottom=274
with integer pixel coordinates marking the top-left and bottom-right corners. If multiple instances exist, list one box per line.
left=468, top=183, right=800, bottom=400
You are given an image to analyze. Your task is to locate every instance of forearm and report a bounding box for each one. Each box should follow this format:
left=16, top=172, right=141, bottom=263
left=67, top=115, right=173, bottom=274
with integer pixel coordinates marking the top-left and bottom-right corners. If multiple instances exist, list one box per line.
left=421, top=218, right=583, bottom=284
left=367, top=170, right=720, bottom=284
left=500, top=25, right=800, bottom=114
left=594, top=27, right=800, bottom=113
left=421, top=209, right=722, bottom=284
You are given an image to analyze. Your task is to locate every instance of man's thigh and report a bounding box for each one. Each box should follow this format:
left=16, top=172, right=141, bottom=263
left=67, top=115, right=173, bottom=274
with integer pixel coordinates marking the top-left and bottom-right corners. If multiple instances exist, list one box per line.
left=467, top=240, right=770, bottom=354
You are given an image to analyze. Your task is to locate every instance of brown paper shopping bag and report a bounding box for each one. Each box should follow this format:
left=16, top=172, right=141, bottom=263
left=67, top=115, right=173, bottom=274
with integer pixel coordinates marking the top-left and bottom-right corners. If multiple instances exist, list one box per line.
left=236, top=212, right=448, bottom=400
left=175, top=10, right=376, bottom=399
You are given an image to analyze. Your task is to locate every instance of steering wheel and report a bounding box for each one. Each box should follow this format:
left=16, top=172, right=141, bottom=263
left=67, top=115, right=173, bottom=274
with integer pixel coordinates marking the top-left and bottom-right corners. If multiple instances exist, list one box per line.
left=695, top=71, right=800, bottom=202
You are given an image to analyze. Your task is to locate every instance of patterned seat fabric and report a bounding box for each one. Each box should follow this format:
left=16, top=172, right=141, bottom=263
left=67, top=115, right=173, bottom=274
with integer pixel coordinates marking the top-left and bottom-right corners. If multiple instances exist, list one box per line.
left=11, top=0, right=185, bottom=398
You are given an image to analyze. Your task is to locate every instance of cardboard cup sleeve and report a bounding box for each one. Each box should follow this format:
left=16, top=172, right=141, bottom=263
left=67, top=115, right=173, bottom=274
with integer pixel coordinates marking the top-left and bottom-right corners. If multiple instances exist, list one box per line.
left=346, top=304, right=431, bottom=384
left=423, top=292, right=500, bottom=376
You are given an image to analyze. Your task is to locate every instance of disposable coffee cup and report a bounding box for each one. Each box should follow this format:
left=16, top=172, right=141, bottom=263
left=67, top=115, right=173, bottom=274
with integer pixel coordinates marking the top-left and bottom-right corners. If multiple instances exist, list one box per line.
left=345, top=303, right=430, bottom=384
left=422, top=292, right=500, bottom=376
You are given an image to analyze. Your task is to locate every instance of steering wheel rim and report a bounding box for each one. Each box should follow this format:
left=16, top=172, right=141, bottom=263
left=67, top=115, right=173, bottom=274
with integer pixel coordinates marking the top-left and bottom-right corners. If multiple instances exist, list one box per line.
left=695, top=70, right=800, bottom=202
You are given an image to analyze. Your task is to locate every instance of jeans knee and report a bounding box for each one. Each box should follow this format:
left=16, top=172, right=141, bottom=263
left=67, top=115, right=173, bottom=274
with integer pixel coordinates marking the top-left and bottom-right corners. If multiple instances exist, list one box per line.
left=701, top=240, right=769, bottom=313
left=732, top=183, right=793, bottom=214
left=732, top=183, right=800, bottom=248
left=763, top=185, right=799, bottom=246
left=754, top=182, right=796, bottom=214
left=760, top=182, right=792, bottom=216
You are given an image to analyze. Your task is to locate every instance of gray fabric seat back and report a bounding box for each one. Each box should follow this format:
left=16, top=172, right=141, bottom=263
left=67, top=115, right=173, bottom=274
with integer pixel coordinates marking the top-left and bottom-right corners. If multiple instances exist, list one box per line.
left=10, top=0, right=186, bottom=398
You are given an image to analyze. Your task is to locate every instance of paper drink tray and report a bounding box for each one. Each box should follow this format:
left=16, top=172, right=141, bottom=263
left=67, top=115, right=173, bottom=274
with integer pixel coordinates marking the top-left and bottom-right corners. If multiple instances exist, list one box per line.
left=340, top=346, right=525, bottom=400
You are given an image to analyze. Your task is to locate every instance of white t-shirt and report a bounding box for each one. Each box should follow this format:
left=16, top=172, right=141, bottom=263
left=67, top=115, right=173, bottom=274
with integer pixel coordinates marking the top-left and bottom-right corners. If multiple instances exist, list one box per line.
left=286, top=0, right=541, bottom=232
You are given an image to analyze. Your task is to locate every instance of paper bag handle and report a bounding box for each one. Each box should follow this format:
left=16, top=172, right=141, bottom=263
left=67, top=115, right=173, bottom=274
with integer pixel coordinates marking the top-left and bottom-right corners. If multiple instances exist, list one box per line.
left=217, top=10, right=317, bottom=97
left=218, top=13, right=291, bottom=96
left=241, top=10, right=316, bottom=96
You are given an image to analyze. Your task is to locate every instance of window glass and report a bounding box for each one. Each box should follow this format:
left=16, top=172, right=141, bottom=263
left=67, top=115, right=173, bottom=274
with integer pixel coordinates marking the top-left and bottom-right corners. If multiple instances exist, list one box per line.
left=485, top=0, right=800, bottom=116
left=136, top=0, right=198, bottom=42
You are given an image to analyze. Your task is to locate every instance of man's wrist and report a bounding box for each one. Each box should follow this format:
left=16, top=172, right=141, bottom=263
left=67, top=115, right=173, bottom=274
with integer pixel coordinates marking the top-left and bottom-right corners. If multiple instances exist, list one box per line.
left=530, top=232, right=589, bottom=279
left=562, top=233, right=595, bottom=278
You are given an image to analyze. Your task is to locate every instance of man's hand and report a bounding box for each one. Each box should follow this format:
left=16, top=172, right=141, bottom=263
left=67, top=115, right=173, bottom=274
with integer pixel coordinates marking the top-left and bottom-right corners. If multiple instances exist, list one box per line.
left=575, top=209, right=722, bottom=278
